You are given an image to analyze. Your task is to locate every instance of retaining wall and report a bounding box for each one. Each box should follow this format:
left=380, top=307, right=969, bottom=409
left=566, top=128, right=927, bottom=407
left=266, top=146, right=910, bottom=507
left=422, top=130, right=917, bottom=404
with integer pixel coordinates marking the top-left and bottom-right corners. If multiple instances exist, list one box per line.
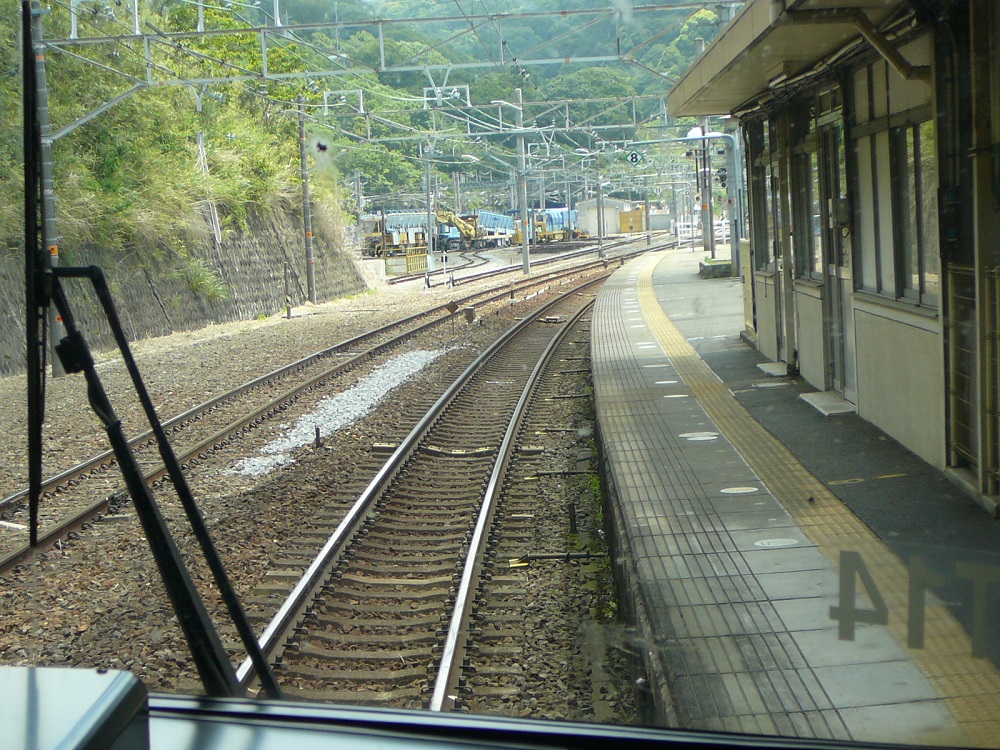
left=0, top=208, right=367, bottom=377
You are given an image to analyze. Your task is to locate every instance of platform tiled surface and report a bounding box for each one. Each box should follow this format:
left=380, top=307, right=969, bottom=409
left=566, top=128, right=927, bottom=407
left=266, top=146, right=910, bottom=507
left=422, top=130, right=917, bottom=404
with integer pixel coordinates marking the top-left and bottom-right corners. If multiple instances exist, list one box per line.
left=591, top=251, right=998, bottom=745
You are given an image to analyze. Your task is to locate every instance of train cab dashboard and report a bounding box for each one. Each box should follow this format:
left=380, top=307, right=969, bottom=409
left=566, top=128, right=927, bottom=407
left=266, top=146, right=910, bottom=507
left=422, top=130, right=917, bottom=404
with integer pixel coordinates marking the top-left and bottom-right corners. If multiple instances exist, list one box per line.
left=7, top=665, right=923, bottom=750
left=150, top=697, right=864, bottom=750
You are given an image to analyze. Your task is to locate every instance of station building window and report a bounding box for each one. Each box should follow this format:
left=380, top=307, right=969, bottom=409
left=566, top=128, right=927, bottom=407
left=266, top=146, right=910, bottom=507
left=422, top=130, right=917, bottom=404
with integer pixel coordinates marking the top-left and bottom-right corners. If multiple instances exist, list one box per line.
left=791, top=107, right=822, bottom=280
left=745, top=119, right=773, bottom=272
left=891, top=119, right=940, bottom=305
left=807, top=151, right=824, bottom=275
left=791, top=148, right=826, bottom=279
left=852, top=50, right=938, bottom=309
left=765, top=120, right=781, bottom=269
left=790, top=89, right=846, bottom=282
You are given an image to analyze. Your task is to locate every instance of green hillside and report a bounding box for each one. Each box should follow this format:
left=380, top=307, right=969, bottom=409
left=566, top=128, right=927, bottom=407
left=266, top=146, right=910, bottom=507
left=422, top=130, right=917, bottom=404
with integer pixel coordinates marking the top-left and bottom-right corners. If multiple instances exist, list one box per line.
left=4, top=0, right=718, bottom=270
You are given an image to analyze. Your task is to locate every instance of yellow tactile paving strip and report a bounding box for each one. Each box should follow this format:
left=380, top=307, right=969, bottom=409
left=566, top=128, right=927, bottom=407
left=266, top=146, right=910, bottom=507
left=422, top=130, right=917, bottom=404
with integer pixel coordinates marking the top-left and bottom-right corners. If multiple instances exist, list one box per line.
left=635, top=252, right=1000, bottom=747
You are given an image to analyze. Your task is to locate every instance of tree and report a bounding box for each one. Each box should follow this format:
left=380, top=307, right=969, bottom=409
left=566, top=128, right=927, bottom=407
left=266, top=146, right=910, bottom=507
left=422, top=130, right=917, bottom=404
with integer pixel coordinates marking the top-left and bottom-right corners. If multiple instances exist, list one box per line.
left=543, top=67, right=639, bottom=142
left=334, top=143, right=422, bottom=200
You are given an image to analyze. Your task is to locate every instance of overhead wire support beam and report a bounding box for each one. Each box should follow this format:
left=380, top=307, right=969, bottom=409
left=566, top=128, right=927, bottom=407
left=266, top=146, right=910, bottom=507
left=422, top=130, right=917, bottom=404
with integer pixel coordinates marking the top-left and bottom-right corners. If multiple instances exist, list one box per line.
left=38, top=2, right=693, bottom=142
left=43, top=3, right=707, bottom=79
left=47, top=84, right=147, bottom=141
left=51, top=2, right=709, bottom=43
left=43, top=43, right=146, bottom=83
left=339, top=123, right=643, bottom=146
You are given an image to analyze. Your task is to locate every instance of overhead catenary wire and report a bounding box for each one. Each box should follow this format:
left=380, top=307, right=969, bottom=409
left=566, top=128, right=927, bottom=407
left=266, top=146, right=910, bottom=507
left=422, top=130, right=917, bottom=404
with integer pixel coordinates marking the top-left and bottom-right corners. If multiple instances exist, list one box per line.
left=44, top=2, right=643, bottom=152
left=36, top=0, right=687, bottom=203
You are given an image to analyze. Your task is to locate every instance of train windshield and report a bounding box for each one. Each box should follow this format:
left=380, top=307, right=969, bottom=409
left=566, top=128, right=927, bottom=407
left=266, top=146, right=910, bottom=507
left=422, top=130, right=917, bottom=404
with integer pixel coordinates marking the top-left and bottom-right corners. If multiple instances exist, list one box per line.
left=6, top=0, right=1000, bottom=749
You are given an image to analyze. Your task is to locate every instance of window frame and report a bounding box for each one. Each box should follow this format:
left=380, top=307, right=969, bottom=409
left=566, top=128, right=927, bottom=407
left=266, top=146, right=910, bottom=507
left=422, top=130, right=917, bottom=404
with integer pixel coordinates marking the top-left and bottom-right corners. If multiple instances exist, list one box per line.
left=851, top=93, right=938, bottom=308
left=890, top=118, right=940, bottom=308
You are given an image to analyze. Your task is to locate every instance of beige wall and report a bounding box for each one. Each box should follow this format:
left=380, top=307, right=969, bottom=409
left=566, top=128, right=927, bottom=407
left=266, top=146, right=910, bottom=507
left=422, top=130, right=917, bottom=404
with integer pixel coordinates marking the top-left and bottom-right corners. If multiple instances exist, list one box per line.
left=855, top=301, right=945, bottom=466
left=740, top=240, right=755, bottom=338
left=793, top=282, right=826, bottom=388
left=754, top=272, right=779, bottom=362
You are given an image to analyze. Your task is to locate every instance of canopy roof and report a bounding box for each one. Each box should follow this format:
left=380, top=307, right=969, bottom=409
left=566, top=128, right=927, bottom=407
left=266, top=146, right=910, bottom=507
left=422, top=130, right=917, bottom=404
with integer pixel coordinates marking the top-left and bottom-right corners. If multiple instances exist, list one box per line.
left=666, top=0, right=913, bottom=117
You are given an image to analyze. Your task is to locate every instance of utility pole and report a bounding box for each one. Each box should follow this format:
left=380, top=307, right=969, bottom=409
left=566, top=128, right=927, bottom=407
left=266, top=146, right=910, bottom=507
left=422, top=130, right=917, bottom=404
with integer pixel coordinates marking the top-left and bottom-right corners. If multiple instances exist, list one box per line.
left=516, top=88, right=530, bottom=274
left=424, top=142, right=435, bottom=271
left=596, top=170, right=605, bottom=258
left=31, top=1, right=65, bottom=377
left=354, top=169, right=363, bottom=214
left=565, top=170, right=574, bottom=238
left=297, top=96, right=316, bottom=303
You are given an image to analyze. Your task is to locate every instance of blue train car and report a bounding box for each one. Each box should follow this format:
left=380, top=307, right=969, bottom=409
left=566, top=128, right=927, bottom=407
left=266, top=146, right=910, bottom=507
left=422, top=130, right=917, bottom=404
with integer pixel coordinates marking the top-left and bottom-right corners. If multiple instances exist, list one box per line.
left=508, top=208, right=575, bottom=243
left=475, top=211, right=515, bottom=247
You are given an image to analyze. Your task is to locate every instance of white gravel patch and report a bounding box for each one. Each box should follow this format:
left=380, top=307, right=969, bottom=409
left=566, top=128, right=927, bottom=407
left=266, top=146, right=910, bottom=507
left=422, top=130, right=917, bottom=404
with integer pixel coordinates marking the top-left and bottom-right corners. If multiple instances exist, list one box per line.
left=229, top=348, right=447, bottom=476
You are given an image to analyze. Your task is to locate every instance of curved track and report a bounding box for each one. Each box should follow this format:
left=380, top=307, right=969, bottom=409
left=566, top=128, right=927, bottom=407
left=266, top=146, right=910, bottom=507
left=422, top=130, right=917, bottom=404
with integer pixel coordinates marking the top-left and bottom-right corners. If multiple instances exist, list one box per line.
left=235, top=280, right=601, bottom=707
left=0, top=260, right=622, bottom=570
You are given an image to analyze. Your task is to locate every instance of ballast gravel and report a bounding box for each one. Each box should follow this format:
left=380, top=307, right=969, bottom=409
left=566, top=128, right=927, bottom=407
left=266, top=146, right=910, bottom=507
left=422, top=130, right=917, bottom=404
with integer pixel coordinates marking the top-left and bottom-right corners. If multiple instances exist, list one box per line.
left=0, top=253, right=636, bottom=724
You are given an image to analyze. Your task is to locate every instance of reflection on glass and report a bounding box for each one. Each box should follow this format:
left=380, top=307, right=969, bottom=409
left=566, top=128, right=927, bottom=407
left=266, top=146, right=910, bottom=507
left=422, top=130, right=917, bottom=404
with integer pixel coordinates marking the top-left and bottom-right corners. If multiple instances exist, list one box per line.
left=810, top=151, right=823, bottom=274
left=920, top=119, right=940, bottom=300
left=896, top=120, right=940, bottom=304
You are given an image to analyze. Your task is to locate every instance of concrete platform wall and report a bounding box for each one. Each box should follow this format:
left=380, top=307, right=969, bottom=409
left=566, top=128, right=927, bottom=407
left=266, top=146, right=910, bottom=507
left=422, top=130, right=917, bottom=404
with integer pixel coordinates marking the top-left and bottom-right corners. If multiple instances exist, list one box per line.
left=753, top=272, right=779, bottom=362
left=793, top=282, right=827, bottom=389
left=854, top=299, right=945, bottom=467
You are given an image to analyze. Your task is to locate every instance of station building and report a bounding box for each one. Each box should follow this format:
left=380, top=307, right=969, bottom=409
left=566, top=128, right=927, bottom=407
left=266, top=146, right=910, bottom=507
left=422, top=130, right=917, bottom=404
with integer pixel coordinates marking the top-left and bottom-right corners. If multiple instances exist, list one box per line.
left=576, top=197, right=631, bottom=238
left=667, top=0, right=1000, bottom=514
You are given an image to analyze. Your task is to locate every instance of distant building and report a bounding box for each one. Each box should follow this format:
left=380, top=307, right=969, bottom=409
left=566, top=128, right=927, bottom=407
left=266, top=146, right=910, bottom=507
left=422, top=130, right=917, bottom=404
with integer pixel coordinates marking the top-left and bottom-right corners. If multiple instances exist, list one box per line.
left=576, top=198, right=629, bottom=238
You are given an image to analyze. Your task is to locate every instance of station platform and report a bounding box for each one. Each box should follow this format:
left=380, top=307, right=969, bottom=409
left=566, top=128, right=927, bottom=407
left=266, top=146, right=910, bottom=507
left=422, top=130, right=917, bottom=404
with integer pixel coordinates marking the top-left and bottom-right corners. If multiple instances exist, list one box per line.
left=590, top=249, right=1000, bottom=747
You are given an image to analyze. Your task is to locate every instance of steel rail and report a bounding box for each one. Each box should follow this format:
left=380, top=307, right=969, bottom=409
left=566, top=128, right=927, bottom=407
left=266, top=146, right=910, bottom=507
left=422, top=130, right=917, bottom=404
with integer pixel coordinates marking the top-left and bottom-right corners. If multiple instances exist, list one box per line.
left=235, top=275, right=606, bottom=690
left=390, top=234, right=671, bottom=289
left=450, top=235, right=675, bottom=288
left=1, top=260, right=604, bottom=513
left=429, top=299, right=594, bottom=711
left=0, top=265, right=608, bottom=571
left=385, top=249, right=489, bottom=285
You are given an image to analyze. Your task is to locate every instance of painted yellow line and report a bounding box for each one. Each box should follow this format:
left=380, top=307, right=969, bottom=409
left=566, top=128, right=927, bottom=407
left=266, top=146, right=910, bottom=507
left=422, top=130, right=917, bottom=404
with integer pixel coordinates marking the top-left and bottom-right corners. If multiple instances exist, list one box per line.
left=635, top=252, right=1000, bottom=747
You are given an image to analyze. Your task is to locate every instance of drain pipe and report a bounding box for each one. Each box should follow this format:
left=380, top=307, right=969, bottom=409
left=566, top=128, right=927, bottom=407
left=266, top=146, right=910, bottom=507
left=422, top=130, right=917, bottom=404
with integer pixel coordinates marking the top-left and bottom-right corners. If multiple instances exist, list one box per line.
left=852, top=11, right=931, bottom=83
left=774, top=7, right=931, bottom=86
left=770, top=0, right=785, bottom=24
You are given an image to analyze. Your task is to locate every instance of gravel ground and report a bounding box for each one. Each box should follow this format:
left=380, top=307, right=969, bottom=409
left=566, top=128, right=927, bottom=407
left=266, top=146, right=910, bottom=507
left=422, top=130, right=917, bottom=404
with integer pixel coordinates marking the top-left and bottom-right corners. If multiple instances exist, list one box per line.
left=0, top=254, right=636, bottom=718
left=0, top=305, right=513, bottom=694
left=0, top=259, right=475, bottom=683
left=0, top=257, right=506, bottom=498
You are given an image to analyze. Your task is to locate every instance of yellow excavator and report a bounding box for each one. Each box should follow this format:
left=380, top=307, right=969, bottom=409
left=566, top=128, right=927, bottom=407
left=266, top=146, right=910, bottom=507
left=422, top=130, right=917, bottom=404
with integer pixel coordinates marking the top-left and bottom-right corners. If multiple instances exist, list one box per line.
left=436, top=210, right=481, bottom=251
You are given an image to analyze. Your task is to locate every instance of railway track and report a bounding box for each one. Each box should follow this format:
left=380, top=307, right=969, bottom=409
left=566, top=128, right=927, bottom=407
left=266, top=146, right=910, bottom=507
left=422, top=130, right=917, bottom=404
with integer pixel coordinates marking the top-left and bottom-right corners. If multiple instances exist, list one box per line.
left=446, top=309, right=611, bottom=718
left=386, top=249, right=491, bottom=286
left=385, top=234, right=666, bottom=287
left=235, top=280, right=602, bottom=710
left=0, top=262, right=617, bottom=568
